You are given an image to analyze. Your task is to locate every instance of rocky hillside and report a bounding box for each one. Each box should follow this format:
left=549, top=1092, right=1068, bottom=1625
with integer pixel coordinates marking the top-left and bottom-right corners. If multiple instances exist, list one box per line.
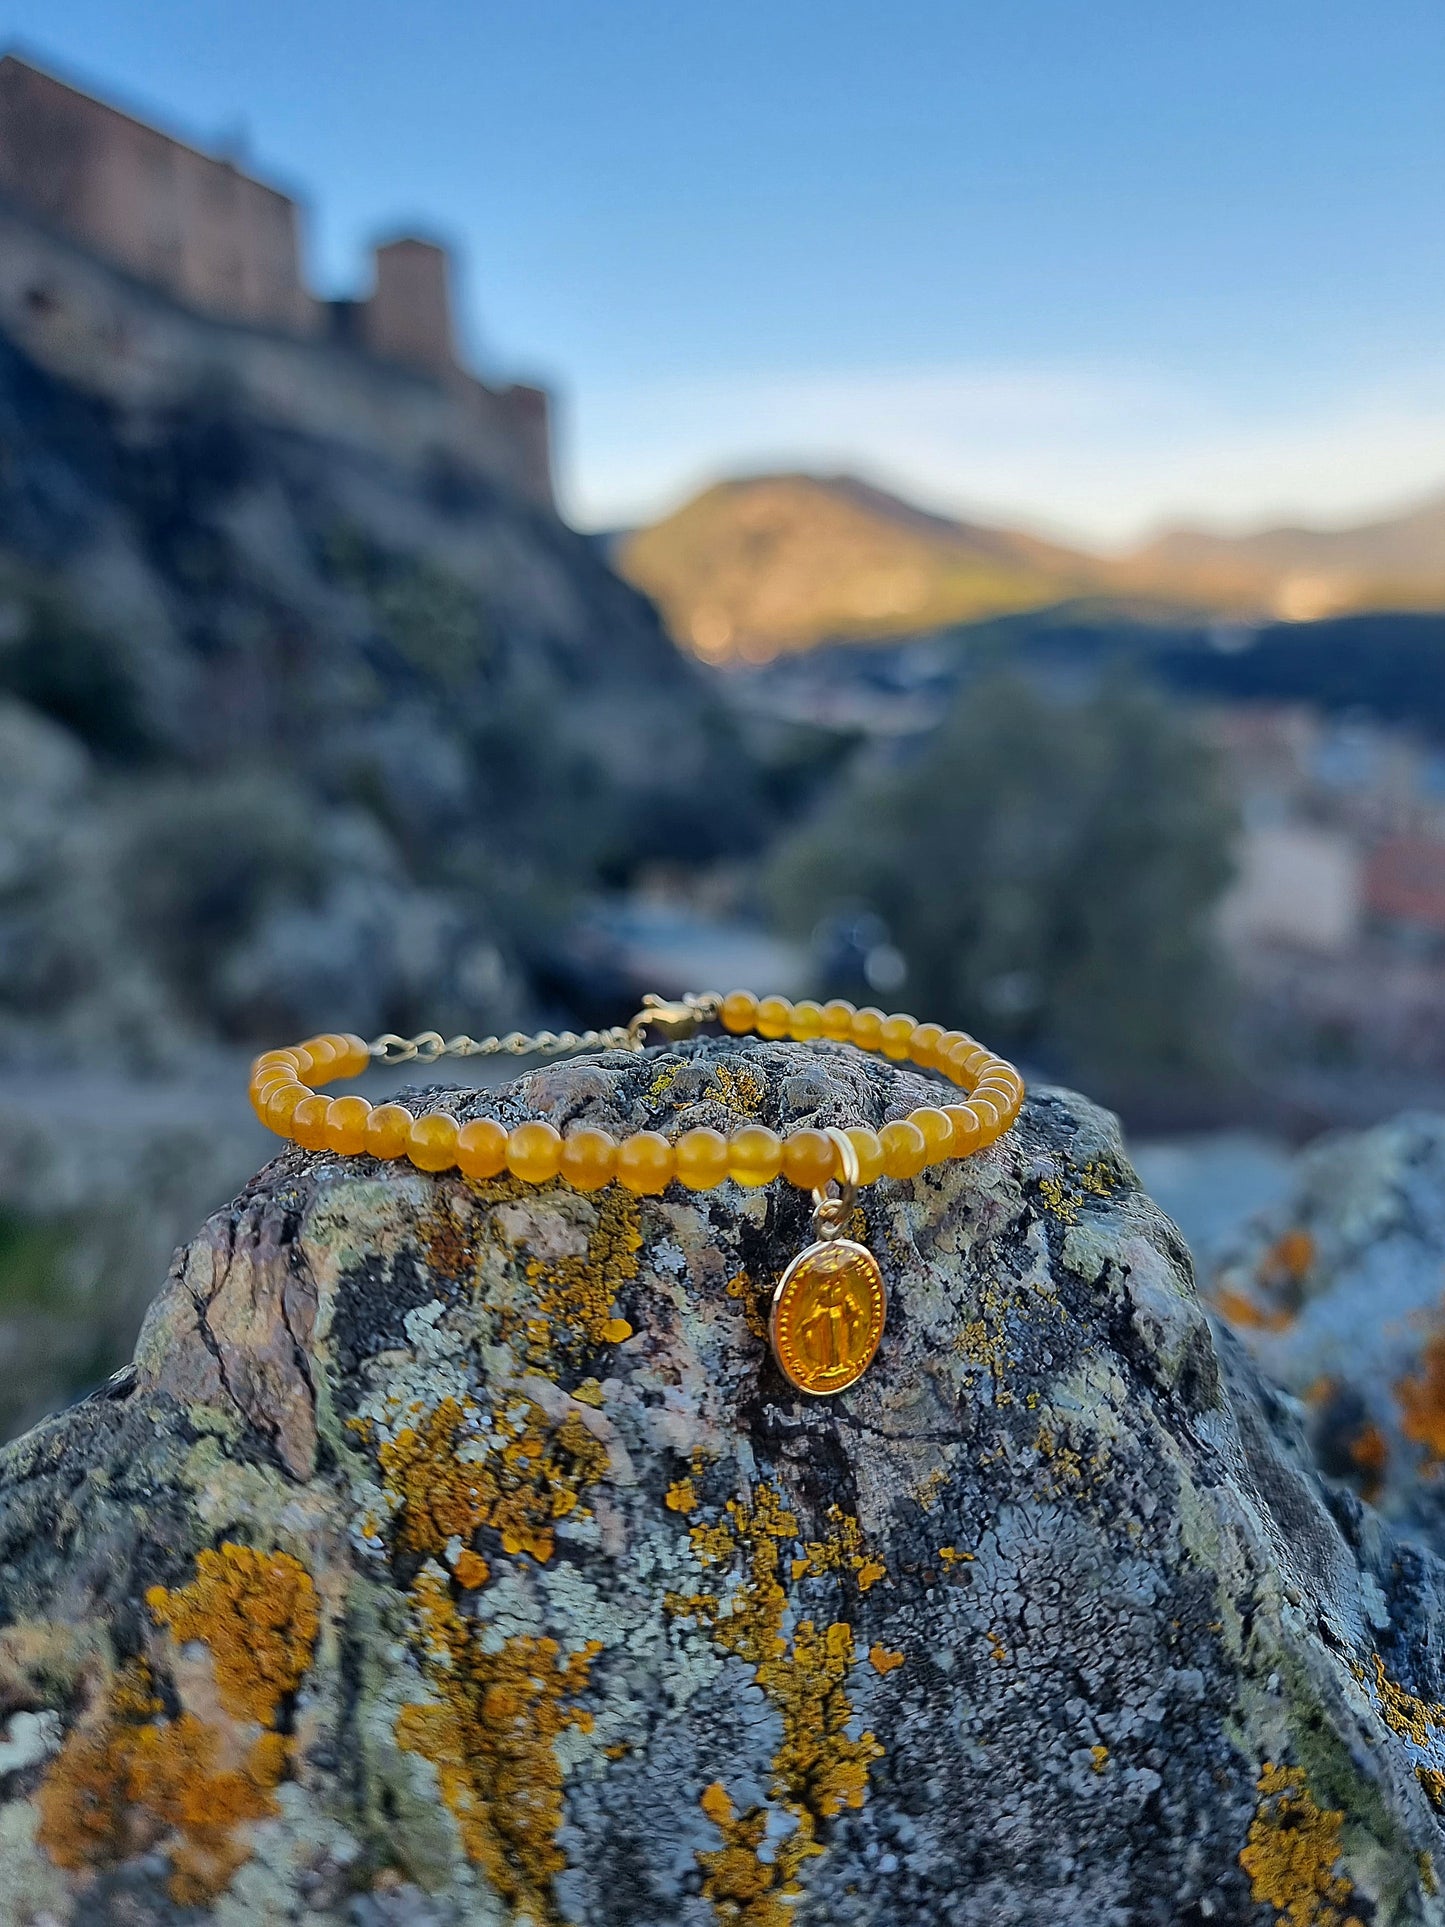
left=617, top=473, right=1102, bottom=659
left=0, top=321, right=763, bottom=1065
left=619, top=469, right=1445, bottom=657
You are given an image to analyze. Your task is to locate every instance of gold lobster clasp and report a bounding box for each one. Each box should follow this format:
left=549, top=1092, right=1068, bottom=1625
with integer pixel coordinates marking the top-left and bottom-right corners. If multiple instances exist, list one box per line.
left=627, top=992, right=719, bottom=1048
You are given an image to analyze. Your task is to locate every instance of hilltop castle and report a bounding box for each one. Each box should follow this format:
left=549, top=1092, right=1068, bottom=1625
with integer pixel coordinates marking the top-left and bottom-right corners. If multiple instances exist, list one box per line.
left=0, top=52, right=552, bottom=505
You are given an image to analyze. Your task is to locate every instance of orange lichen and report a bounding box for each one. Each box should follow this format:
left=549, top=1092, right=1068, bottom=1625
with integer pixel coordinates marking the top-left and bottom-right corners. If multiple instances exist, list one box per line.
left=145, top=1542, right=318, bottom=1727
left=39, top=1542, right=317, bottom=1905
left=377, top=1392, right=608, bottom=1565
left=1398, top=1329, right=1445, bottom=1465
left=1371, top=1654, right=1445, bottom=1745
left=37, top=1668, right=287, bottom=1904
left=938, top=1545, right=974, bottom=1567
left=1260, top=1229, right=1316, bottom=1291
left=1346, top=1422, right=1388, bottom=1503
left=1417, top=1765, right=1445, bottom=1812
left=1213, top=1286, right=1296, bottom=1334
left=670, top=1484, right=885, bottom=1923
left=1090, top=1744, right=1109, bottom=1774
left=868, top=1644, right=905, bottom=1675
left=986, top=1632, right=1009, bottom=1665
left=1239, top=1763, right=1362, bottom=1927
left=522, top=1186, right=642, bottom=1363
left=666, top=1476, right=699, bottom=1513
left=794, top=1506, right=887, bottom=1592
left=697, top=1781, right=810, bottom=1927
left=396, top=1568, right=599, bottom=1923
left=725, top=1269, right=768, bottom=1339
left=453, top=1549, right=491, bottom=1590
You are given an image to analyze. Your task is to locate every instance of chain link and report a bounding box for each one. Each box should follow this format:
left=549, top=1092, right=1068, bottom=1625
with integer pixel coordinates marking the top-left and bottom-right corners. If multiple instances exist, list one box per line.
left=367, top=1024, right=635, bottom=1067
left=367, top=991, right=724, bottom=1068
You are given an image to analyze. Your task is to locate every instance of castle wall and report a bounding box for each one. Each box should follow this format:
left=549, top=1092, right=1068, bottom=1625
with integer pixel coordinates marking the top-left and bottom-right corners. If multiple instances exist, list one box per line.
left=0, top=56, right=317, bottom=337
left=0, top=198, right=554, bottom=509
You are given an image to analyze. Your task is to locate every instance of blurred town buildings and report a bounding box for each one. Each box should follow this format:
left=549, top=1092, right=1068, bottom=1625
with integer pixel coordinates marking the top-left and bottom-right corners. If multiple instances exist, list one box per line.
left=0, top=51, right=553, bottom=504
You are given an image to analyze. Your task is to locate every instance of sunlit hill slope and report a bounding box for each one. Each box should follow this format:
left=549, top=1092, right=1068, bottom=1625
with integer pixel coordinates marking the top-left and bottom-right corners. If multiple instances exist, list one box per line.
left=618, top=472, right=1445, bottom=658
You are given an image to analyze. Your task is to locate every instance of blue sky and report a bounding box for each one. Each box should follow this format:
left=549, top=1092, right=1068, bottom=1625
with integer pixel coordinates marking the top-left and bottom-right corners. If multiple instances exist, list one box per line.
left=4, top=1, right=1444, bottom=543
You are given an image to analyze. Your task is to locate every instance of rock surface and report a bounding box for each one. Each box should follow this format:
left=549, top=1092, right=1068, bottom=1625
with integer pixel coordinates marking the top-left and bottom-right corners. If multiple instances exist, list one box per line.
left=6, top=1040, right=1445, bottom=1923
left=1208, top=1113, right=1445, bottom=1558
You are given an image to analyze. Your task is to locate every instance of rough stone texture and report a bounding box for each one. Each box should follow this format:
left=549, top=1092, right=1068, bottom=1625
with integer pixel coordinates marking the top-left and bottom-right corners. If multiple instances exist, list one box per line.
left=1208, top=1113, right=1445, bottom=1557
left=6, top=1040, right=1445, bottom=1924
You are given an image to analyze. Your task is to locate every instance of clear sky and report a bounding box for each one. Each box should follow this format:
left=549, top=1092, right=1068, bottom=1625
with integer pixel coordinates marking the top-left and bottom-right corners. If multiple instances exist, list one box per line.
left=4, top=1, right=1444, bottom=545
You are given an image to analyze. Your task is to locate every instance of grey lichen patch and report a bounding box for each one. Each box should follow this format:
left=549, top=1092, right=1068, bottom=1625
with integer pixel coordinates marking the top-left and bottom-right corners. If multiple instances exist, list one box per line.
left=5, top=1040, right=1445, bottom=1922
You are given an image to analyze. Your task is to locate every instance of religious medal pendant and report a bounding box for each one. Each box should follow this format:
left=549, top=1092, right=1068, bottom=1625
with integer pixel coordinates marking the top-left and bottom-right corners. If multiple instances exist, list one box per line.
left=769, top=1128, right=887, bottom=1397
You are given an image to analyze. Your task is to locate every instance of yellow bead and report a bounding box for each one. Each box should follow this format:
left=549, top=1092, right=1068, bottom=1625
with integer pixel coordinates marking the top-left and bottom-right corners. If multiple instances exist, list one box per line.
left=850, top=1007, right=885, bottom=1052
left=325, top=1095, right=371, bottom=1155
left=617, top=1130, right=674, bottom=1195
left=781, top=1127, right=837, bottom=1190
left=720, top=989, right=759, bottom=1035
left=728, top=1124, right=783, bottom=1187
left=263, top=1082, right=310, bottom=1131
left=910, top=1106, right=955, bottom=1163
left=409, top=1112, right=460, bottom=1173
left=843, top=1125, right=886, bottom=1185
left=507, top=1121, right=563, bottom=1184
left=820, top=999, right=855, bottom=1041
left=301, top=1036, right=340, bottom=1083
left=754, top=995, right=792, bottom=1040
left=560, top=1126, right=618, bottom=1192
left=253, top=1049, right=300, bottom=1079
left=943, top=1105, right=982, bottom=1158
left=787, top=999, right=823, bottom=1041
left=969, top=1094, right=1004, bottom=1143
left=934, top=1031, right=966, bottom=1079
left=365, top=1103, right=414, bottom=1160
left=879, top=1117, right=928, bottom=1179
left=457, top=1117, right=508, bottom=1179
left=879, top=1013, right=917, bottom=1061
left=909, top=1022, right=944, bottom=1070
left=333, top=1033, right=372, bottom=1079
left=675, top=1126, right=730, bottom=1190
left=290, top=1093, right=331, bottom=1152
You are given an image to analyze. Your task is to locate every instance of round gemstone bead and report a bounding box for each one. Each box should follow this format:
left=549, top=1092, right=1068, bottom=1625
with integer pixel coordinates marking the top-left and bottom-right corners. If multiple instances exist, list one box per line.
left=365, top=1103, right=413, bottom=1160
left=969, top=1094, right=1004, bottom=1142
left=781, top=1127, right=837, bottom=1191
left=909, top=1022, right=944, bottom=1070
left=728, top=1124, right=783, bottom=1187
left=457, top=1117, right=508, bottom=1179
left=819, top=999, right=855, bottom=1041
left=879, top=1117, right=928, bottom=1179
left=333, top=1033, right=372, bottom=1079
left=300, top=1037, right=340, bottom=1080
left=409, top=1112, right=460, bottom=1173
left=842, top=1125, right=886, bottom=1186
left=675, top=1127, right=730, bottom=1190
left=290, top=1093, right=331, bottom=1152
left=879, top=1013, right=917, bottom=1061
left=754, top=995, right=792, bottom=1040
left=264, top=1083, right=310, bottom=1131
left=324, top=1095, right=371, bottom=1156
left=910, top=1106, right=955, bottom=1163
left=787, top=1000, right=824, bottom=1041
left=943, top=1105, right=982, bottom=1158
left=850, top=1007, right=885, bottom=1052
left=507, top=1121, right=563, bottom=1184
left=720, top=989, right=759, bottom=1035
left=559, top=1126, right=618, bottom=1192
left=616, top=1130, right=674, bottom=1195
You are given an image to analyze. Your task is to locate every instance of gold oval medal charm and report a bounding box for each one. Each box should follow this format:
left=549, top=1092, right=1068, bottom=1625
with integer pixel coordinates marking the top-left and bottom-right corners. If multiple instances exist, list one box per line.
left=769, top=1237, right=887, bottom=1397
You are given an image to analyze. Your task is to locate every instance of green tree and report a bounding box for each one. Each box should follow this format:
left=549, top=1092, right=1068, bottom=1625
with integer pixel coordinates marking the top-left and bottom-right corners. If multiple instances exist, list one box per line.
left=767, top=671, right=1237, bottom=1094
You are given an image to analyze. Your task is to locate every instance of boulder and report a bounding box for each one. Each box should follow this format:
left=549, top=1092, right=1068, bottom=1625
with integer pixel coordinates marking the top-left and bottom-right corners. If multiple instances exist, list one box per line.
left=4, top=1038, right=1445, bottom=1924
left=1208, top=1114, right=1445, bottom=1557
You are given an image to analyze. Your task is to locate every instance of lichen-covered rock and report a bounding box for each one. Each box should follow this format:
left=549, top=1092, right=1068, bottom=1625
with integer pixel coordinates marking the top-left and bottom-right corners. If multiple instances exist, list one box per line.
left=1208, top=1113, right=1445, bottom=1554
left=6, top=1040, right=1445, bottom=1924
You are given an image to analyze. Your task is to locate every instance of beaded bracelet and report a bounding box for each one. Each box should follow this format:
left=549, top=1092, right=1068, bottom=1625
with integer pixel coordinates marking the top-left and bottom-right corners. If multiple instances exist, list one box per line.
left=248, top=991, right=1024, bottom=1397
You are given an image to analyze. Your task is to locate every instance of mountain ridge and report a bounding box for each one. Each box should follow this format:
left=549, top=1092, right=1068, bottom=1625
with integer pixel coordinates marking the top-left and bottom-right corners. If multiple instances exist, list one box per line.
left=618, top=470, right=1445, bottom=656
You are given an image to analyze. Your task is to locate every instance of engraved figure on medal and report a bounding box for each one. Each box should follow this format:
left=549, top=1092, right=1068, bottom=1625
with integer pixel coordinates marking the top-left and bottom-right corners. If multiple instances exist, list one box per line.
left=769, top=1236, right=886, bottom=1396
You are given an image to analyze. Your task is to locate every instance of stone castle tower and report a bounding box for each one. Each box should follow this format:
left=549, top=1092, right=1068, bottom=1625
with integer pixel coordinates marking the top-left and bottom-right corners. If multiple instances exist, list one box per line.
left=0, top=51, right=552, bottom=506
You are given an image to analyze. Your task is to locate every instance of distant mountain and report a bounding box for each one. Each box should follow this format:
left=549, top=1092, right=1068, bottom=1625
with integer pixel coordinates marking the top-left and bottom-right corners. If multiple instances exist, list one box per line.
left=617, top=474, right=1103, bottom=660
left=618, top=472, right=1445, bottom=657
left=1120, top=493, right=1445, bottom=620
